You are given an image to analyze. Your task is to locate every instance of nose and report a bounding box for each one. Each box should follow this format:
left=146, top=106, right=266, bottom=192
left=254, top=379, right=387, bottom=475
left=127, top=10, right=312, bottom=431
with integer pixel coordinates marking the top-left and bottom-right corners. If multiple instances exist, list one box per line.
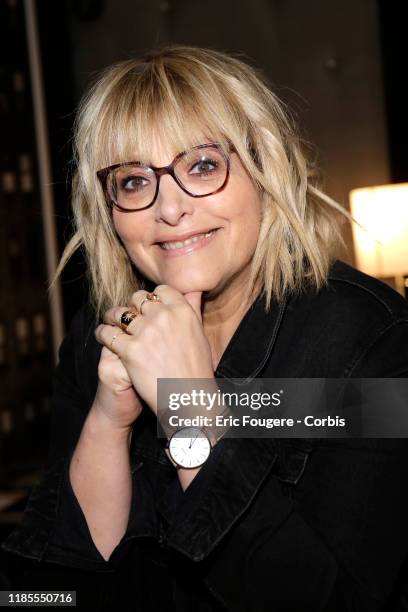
left=154, top=173, right=194, bottom=224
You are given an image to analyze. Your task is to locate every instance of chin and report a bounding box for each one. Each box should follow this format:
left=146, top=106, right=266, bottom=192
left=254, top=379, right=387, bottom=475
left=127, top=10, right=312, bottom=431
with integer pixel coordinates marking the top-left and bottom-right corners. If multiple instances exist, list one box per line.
left=161, top=272, right=220, bottom=295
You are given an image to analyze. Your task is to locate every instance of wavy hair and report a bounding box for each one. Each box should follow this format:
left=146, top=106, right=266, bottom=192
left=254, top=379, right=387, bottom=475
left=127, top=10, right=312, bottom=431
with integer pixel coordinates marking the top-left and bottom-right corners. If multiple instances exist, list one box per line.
left=51, top=45, right=348, bottom=318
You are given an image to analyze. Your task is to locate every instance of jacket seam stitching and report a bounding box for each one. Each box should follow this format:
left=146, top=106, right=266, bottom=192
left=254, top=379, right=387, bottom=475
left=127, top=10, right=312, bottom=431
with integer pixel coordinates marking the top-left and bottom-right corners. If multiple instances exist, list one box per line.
left=344, top=320, right=408, bottom=377
left=243, top=299, right=287, bottom=382
left=277, top=451, right=310, bottom=485
left=327, top=276, right=401, bottom=319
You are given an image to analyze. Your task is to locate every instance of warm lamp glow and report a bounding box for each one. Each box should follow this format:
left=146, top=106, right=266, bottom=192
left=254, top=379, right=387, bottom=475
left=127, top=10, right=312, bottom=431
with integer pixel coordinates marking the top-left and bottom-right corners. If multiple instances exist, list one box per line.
left=350, top=183, right=408, bottom=277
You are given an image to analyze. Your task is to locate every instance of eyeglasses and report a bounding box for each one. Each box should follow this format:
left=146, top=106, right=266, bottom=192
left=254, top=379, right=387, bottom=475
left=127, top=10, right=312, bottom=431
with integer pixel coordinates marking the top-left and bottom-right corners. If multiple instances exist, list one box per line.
left=96, top=143, right=231, bottom=212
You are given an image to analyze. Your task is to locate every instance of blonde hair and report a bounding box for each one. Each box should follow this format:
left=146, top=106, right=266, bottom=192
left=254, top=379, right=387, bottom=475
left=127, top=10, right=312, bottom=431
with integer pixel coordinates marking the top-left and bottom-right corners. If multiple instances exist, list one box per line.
left=51, top=45, right=348, bottom=319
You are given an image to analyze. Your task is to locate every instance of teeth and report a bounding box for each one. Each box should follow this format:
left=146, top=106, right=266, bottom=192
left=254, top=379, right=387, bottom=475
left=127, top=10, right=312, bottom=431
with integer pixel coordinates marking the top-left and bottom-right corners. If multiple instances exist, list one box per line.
left=159, top=230, right=216, bottom=250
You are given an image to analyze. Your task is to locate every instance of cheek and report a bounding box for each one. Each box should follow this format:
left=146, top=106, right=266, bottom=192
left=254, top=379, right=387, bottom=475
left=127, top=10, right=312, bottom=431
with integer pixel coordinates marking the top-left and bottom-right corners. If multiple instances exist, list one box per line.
left=112, top=214, right=159, bottom=280
left=230, top=188, right=263, bottom=250
left=112, top=212, right=146, bottom=252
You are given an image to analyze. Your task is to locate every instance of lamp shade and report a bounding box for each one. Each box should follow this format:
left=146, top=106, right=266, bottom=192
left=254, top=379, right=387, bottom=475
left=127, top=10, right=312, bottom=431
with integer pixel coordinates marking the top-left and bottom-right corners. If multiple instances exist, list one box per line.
left=349, top=183, right=408, bottom=277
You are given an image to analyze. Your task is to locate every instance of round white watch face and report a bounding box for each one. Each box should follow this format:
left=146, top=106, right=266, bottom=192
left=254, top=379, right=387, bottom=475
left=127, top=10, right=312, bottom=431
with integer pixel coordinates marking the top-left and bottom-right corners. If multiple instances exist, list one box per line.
left=169, top=427, right=211, bottom=469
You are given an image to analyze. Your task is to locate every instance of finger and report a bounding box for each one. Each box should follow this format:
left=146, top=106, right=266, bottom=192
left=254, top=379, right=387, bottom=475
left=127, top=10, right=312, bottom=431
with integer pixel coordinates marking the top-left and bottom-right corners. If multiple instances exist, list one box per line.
left=130, top=285, right=183, bottom=313
left=183, top=291, right=203, bottom=322
left=103, top=306, right=141, bottom=333
left=130, top=290, right=162, bottom=317
left=95, top=324, right=129, bottom=354
left=100, top=344, right=122, bottom=361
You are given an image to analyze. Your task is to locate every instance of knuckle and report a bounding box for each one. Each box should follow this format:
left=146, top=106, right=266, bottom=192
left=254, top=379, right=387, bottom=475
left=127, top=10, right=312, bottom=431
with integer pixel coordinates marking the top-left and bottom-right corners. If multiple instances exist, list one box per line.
left=154, top=308, right=171, bottom=326
left=120, top=340, right=134, bottom=362
left=131, top=290, right=144, bottom=302
left=137, top=323, right=151, bottom=342
left=94, top=324, right=102, bottom=338
left=98, top=359, right=111, bottom=381
left=112, top=306, right=122, bottom=319
left=104, top=308, right=115, bottom=322
left=95, top=324, right=106, bottom=343
left=177, top=302, right=191, bottom=316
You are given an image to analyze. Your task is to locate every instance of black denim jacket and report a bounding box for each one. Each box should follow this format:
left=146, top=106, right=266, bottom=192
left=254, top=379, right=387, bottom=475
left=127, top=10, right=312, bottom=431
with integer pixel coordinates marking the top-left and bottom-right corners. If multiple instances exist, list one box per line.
left=3, top=261, right=408, bottom=611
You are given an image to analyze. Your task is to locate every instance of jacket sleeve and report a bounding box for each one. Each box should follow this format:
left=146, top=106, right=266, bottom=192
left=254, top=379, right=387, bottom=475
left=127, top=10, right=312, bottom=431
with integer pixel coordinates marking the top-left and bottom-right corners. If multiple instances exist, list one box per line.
left=194, top=323, right=408, bottom=611
left=1, top=304, right=160, bottom=574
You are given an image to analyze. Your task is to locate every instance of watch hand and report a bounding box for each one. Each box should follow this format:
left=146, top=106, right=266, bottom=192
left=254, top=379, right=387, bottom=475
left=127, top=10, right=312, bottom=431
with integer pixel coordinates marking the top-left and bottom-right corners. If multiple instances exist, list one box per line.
left=189, top=432, right=199, bottom=448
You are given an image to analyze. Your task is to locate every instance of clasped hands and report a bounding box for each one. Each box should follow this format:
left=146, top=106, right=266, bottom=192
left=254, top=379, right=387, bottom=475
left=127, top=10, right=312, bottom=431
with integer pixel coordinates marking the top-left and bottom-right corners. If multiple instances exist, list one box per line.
left=93, top=285, right=216, bottom=432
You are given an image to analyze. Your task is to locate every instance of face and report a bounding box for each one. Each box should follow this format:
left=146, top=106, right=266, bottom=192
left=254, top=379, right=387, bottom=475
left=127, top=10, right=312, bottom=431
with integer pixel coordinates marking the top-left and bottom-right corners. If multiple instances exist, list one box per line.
left=111, top=136, right=263, bottom=298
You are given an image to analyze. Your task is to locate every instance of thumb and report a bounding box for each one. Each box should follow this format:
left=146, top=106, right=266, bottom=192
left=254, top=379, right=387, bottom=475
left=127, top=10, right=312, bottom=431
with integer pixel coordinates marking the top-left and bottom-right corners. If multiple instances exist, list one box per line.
left=184, top=291, right=203, bottom=322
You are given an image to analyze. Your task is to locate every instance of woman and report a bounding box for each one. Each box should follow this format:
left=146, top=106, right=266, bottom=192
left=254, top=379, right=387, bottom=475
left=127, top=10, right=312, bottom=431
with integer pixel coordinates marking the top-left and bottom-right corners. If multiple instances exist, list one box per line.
left=3, top=46, right=408, bottom=611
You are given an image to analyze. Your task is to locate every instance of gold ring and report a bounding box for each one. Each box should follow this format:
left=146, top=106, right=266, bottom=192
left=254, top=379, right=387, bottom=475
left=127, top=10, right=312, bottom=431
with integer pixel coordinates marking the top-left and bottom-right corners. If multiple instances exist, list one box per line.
left=110, top=331, right=125, bottom=350
left=139, top=292, right=160, bottom=315
left=120, top=309, right=139, bottom=332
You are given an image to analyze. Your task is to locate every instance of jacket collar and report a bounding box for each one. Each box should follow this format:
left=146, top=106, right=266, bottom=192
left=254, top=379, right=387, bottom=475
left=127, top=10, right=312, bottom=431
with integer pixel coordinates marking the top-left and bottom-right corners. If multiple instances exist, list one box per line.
left=214, top=293, right=287, bottom=381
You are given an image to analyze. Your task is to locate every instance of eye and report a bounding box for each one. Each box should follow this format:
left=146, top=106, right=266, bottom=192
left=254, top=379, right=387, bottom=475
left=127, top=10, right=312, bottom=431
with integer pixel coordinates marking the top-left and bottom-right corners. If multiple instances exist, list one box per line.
left=120, top=175, right=150, bottom=191
left=189, top=158, right=218, bottom=175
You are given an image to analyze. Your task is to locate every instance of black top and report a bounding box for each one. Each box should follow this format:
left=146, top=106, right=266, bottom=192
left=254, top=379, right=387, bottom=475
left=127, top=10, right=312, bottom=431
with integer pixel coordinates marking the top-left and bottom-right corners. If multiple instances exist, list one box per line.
left=3, top=260, right=408, bottom=611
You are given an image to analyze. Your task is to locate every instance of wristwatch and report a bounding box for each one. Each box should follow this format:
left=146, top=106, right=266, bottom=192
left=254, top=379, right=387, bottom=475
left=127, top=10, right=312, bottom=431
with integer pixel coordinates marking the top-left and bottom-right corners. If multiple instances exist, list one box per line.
left=167, top=426, right=211, bottom=469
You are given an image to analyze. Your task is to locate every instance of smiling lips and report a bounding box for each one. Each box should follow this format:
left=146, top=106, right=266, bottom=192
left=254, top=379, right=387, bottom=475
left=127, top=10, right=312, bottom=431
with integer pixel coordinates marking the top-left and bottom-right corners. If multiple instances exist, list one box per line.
left=159, top=229, right=216, bottom=251
left=155, top=227, right=219, bottom=256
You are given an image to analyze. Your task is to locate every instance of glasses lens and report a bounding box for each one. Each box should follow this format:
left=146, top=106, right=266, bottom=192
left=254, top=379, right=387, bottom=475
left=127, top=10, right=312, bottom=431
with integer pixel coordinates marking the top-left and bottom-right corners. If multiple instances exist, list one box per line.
left=175, top=146, right=228, bottom=196
left=107, top=164, right=156, bottom=210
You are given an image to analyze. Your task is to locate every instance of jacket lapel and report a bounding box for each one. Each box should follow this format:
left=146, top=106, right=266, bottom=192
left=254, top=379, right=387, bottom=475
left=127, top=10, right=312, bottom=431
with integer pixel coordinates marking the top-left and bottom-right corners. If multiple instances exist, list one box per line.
left=215, top=295, right=287, bottom=381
